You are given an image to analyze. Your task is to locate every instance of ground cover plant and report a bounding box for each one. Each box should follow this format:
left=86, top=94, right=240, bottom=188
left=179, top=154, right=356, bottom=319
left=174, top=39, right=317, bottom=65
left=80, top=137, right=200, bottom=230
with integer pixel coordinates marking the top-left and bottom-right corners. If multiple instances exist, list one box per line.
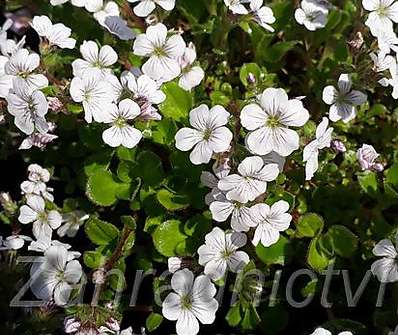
left=1, top=0, right=398, bottom=334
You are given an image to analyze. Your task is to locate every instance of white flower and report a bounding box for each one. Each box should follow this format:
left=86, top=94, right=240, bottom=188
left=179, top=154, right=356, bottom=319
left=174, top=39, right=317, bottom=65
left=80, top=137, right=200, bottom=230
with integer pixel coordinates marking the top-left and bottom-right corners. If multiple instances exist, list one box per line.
left=178, top=43, right=204, bottom=91
left=210, top=197, right=256, bottom=232
left=241, top=87, right=309, bottom=156
left=311, top=328, right=353, bottom=335
left=4, top=235, right=32, bottom=250
left=5, top=48, right=48, bottom=89
left=175, top=104, right=233, bottom=165
left=249, top=0, right=276, bottom=32
left=133, top=23, right=186, bottom=82
left=31, top=16, right=76, bottom=49
left=0, top=35, right=26, bottom=58
left=28, top=236, right=79, bottom=257
left=20, top=164, right=54, bottom=201
left=70, top=70, right=115, bottom=123
left=30, top=245, right=82, bottom=306
left=224, top=0, right=249, bottom=14
left=6, top=79, right=49, bottom=135
left=357, top=144, right=380, bottom=170
left=294, top=0, right=329, bottom=31
left=50, top=0, right=87, bottom=7
left=198, top=227, right=249, bottom=281
left=103, top=16, right=135, bottom=41
left=128, top=0, right=176, bottom=17
left=201, top=160, right=231, bottom=205
left=19, top=131, right=58, bottom=150
left=250, top=200, right=292, bottom=247
left=85, top=0, right=120, bottom=26
left=57, top=210, right=89, bottom=238
left=370, top=51, right=395, bottom=74
left=127, top=74, right=166, bottom=105
left=374, top=28, right=398, bottom=53
left=102, top=99, right=143, bottom=148
left=168, top=257, right=182, bottom=273
left=303, top=117, right=333, bottom=180
left=218, top=156, right=279, bottom=203
left=322, top=74, right=367, bottom=123
left=72, top=41, right=118, bottom=78
left=162, top=269, right=218, bottom=335
left=371, top=238, right=398, bottom=283
left=18, top=196, right=62, bottom=239
left=0, top=55, right=13, bottom=98
left=363, top=0, right=398, bottom=35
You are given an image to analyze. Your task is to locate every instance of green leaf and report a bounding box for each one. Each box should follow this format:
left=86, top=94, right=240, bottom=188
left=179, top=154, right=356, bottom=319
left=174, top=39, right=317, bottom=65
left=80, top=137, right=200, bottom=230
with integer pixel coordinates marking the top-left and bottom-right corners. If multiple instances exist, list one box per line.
left=256, top=236, right=292, bottom=265
left=156, top=189, right=190, bottom=211
left=296, top=213, right=324, bottom=238
left=145, top=312, right=163, bottom=332
left=152, top=220, right=188, bottom=257
left=386, top=163, right=398, bottom=187
left=83, top=251, right=107, bottom=268
left=263, top=41, right=299, bottom=63
left=159, top=82, right=193, bottom=121
left=225, top=304, right=242, bottom=327
left=133, top=151, right=165, bottom=186
left=325, top=225, right=358, bottom=258
left=239, top=63, right=262, bottom=86
left=85, top=217, right=119, bottom=245
left=307, top=237, right=331, bottom=272
left=358, top=171, right=378, bottom=196
left=86, top=170, right=130, bottom=206
left=241, top=304, right=261, bottom=330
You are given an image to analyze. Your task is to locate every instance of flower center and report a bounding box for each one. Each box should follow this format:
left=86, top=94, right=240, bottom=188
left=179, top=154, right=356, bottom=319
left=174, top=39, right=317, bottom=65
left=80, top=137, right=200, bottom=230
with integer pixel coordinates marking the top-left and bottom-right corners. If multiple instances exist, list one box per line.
left=266, top=116, right=280, bottom=128
left=153, top=47, right=167, bottom=57
left=377, top=5, right=388, bottom=16
left=202, top=128, right=213, bottom=140
left=221, top=248, right=234, bottom=259
left=114, top=116, right=127, bottom=128
left=180, top=294, right=192, bottom=309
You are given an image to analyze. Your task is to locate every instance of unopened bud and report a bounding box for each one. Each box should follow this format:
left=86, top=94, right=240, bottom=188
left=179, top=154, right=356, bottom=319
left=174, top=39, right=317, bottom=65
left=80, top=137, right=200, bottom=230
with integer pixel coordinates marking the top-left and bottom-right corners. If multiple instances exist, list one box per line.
left=331, top=140, right=346, bottom=153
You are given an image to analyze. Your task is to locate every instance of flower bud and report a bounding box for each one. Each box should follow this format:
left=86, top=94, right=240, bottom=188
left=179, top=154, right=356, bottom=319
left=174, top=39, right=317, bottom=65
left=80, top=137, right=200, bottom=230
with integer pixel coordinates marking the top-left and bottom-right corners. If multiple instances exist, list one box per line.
left=92, top=268, right=106, bottom=284
left=331, top=140, right=346, bottom=153
left=357, top=144, right=379, bottom=171
left=48, top=97, right=63, bottom=113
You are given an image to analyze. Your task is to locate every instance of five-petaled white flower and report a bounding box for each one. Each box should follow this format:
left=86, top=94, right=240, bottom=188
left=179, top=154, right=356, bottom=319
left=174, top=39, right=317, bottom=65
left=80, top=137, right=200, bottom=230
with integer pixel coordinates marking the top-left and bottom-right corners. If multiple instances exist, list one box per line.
left=322, top=73, right=367, bottom=123
left=178, top=42, right=205, bottom=91
left=6, top=79, right=49, bottom=135
left=18, top=196, right=62, bottom=239
left=70, top=70, right=114, bottom=123
left=31, top=16, right=76, bottom=49
left=162, top=269, right=218, bottom=335
left=5, top=48, right=48, bottom=89
left=197, top=227, right=250, bottom=281
left=218, top=156, right=279, bottom=203
left=30, top=245, right=82, bottom=306
left=294, top=0, right=329, bottom=31
left=250, top=200, right=292, bottom=247
left=72, top=40, right=118, bottom=78
left=128, top=0, right=176, bottom=17
left=303, top=117, right=333, bottom=180
left=311, top=328, right=353, bottom=335
left=363, top=0, right=398, bottom=36
left=175, top=104, right=233, bottom=165
left=249, top=0, right=276, bottom=32
left=133, top=23, right=186, bottom=82
left=241, top=87, right=309, bottom=157
left=102, top=99, right=143, bottom=148
left=210, top=196, right=256, bottom=232
left=371, top=237, right=398, bottom=283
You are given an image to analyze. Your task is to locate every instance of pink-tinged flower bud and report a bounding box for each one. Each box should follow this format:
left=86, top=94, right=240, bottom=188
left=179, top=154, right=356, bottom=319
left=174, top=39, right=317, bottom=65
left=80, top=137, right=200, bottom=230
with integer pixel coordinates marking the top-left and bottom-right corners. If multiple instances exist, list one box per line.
left=64, top=317, right=81, bottom=333
left=105, top=318, right=120, bottom=331
left=331, top=140, right=346, bottom=153
left=247, top=73, right=256, bottom=85
left=372, top=162, right=385, bottom=172
left=48, top=97, right=63, bottom=112
left=92, top=268, right=106, bottom=284
left=357, top=144, right=379, bottom=170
